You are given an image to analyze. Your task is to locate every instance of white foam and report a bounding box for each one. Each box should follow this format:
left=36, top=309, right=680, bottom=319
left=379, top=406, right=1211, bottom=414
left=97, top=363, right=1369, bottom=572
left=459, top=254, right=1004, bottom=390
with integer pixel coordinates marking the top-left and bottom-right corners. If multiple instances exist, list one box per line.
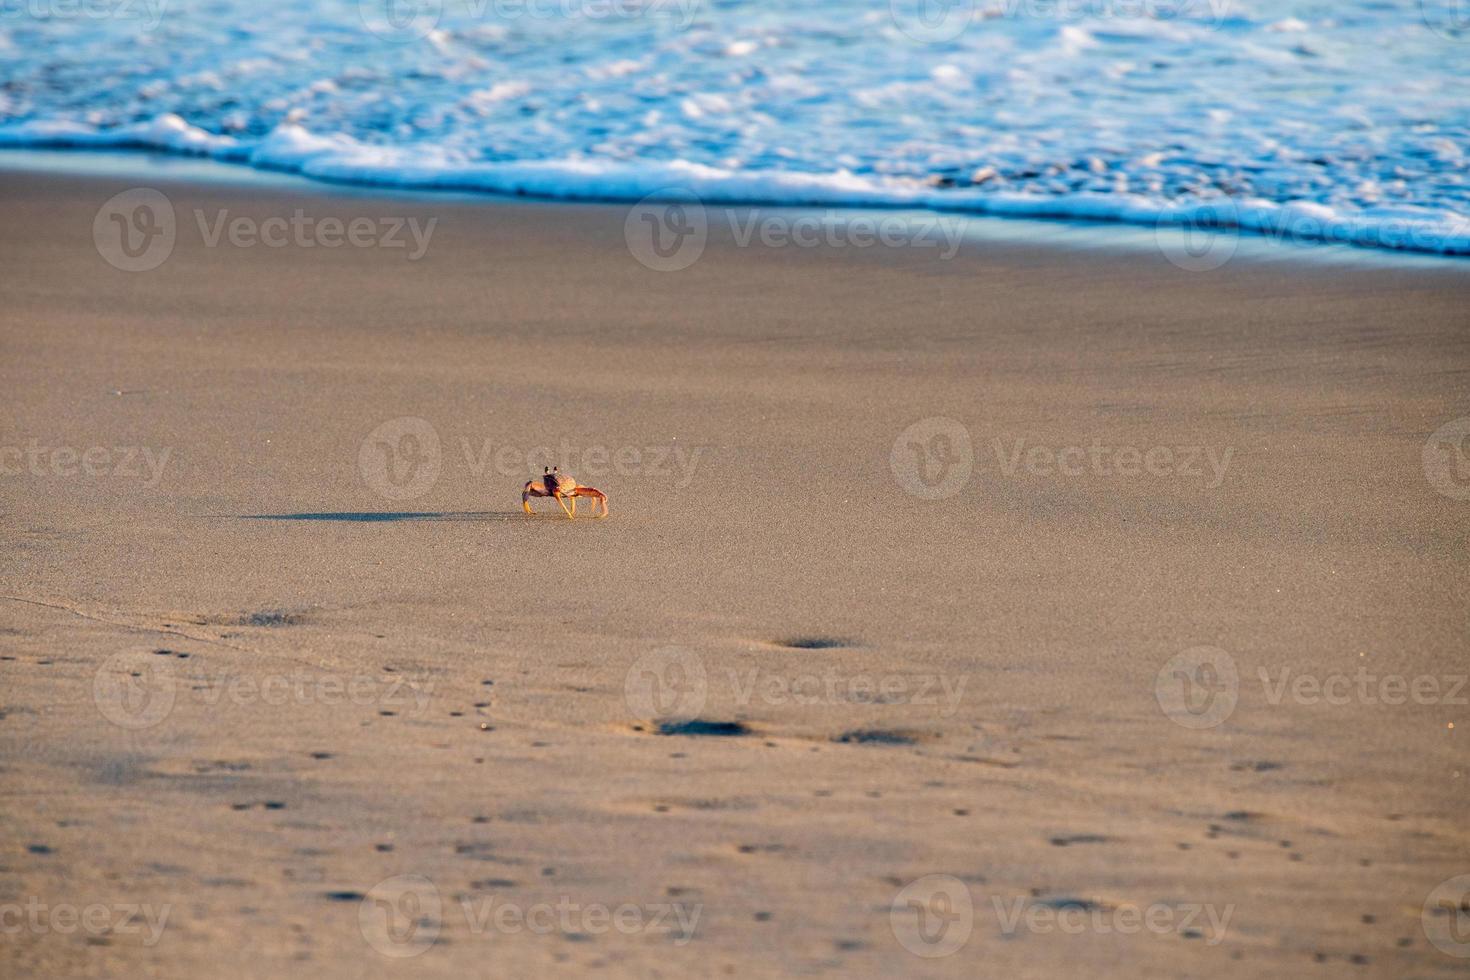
left=23, top=114, right=1456, bottom=256
left=0, top=114, right=239, bottom=156
left=0, top=0, right=1464, bottom=259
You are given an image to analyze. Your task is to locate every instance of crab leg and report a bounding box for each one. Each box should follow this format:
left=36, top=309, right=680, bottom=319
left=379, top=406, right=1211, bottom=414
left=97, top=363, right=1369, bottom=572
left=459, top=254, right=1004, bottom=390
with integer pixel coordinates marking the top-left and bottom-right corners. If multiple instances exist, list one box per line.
left=567, top=486, right=607, bottom=517
left=522, top=480, right=548, bottom=515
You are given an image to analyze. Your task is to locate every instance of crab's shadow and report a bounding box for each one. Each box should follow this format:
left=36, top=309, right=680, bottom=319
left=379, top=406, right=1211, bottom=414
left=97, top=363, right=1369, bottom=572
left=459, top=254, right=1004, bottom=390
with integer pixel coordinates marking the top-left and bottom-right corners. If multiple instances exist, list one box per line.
left=241, top=511, right=550, bottom=523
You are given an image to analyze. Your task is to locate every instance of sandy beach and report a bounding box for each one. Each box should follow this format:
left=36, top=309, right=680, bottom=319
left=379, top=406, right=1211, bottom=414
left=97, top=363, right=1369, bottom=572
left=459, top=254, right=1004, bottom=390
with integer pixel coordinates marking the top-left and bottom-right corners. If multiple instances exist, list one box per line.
left=1, top=165, right=1468, bottom=978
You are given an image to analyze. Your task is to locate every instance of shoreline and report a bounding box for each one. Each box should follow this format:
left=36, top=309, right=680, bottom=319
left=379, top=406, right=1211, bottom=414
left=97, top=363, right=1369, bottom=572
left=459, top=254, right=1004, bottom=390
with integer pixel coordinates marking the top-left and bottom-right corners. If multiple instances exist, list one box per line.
left=3, top=146, right=1466, bottom=271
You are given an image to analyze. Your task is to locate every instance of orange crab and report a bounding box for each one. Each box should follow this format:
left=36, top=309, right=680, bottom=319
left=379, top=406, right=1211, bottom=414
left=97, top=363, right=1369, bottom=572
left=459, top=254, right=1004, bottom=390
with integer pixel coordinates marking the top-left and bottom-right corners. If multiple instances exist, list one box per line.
left=522, top=466, right=608, bottom=518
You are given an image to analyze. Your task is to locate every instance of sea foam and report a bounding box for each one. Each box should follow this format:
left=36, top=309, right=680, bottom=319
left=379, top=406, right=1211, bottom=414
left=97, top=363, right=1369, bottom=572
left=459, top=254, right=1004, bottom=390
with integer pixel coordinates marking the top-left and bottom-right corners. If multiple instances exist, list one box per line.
left=1, top=0, right=1466, bottom=256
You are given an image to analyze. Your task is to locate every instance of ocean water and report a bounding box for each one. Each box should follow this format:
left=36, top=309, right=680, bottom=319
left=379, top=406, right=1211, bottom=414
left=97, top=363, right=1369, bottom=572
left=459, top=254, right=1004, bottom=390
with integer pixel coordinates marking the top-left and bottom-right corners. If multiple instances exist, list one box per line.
left=1, top=0, right=1467, bottom=255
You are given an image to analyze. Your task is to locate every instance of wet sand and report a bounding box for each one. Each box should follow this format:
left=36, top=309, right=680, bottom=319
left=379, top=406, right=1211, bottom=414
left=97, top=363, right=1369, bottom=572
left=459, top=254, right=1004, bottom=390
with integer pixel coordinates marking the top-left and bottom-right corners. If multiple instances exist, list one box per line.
left=1, top=167, right=1468, bottom=978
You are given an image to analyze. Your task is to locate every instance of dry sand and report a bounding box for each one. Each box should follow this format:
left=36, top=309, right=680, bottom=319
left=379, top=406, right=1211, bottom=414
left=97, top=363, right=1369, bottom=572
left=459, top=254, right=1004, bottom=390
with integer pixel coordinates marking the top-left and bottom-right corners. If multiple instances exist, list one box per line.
left=1, top=166, right=1468, bottom=978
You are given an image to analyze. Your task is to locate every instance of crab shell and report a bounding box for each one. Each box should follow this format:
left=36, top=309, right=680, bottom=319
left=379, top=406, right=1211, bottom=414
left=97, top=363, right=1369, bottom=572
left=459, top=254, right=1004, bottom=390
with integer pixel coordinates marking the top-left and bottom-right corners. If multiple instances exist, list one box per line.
left=544, top=467, right=578, bottom=495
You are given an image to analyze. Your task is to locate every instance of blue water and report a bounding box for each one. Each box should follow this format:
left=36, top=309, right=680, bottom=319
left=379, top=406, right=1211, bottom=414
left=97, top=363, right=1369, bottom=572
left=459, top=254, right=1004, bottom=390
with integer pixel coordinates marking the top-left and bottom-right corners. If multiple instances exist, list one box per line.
left=2, top=0, right=1467, bottom=255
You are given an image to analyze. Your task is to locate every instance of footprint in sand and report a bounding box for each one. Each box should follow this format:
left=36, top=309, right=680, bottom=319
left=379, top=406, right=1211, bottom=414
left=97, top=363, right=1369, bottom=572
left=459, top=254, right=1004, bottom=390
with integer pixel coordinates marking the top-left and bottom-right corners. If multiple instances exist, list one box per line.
left=772, top=636, right=853, bottom=650
left=469, top=878, right=516, bottom=889
left=241, top=610, right=302, bottom=628
left=1230, top=760, right=1282, bottom=772
left=833, top=729, right=918, bottom=745
left=652, top=719, right=752, bottom=737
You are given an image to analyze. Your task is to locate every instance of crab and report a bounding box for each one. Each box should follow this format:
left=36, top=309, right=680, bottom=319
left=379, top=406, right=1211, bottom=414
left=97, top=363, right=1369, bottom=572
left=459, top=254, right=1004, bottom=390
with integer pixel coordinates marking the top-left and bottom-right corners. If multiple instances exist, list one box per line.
left=522, top=466, right=608, bottom=518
